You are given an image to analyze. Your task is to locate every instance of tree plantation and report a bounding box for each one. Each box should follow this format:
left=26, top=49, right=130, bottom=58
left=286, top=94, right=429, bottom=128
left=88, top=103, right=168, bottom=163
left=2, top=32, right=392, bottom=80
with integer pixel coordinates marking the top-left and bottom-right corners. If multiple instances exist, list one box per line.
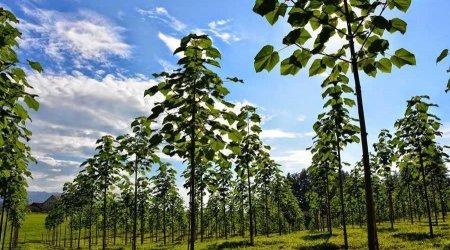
left=0, top=1, right=449, bottom=250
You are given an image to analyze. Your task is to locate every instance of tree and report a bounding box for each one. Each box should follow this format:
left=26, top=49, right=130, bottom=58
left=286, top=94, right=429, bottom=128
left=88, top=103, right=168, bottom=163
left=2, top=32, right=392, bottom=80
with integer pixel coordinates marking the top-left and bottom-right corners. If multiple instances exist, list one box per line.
left=373, top=129, right=395, bottom=229
left=117, top=116, right=160, bottom=250
left=86, top=135, right=123, bottom=249
left=145, top=34, right=240, bottom=249
left=0, top=8, right=42, bottom=246
left=152, top=162, right=177, bottom=245
left=232, top=105, right=264, bottom=245
left=253, top=1, right=416, bottom=248
left=394, top=95, right=443, bottom=237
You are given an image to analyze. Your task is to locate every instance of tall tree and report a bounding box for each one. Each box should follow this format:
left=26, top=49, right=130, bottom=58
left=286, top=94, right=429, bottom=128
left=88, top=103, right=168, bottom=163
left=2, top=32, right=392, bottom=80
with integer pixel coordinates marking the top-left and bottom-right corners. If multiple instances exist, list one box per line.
left=253, top=1, right=415, bottom=248
left=117, top=117, right=160, bottom=250
left=145, top=34, right=240, bottom=249
left=394, top=96, right=443, bottom=237
left=373, top=129, right=395, bottom=229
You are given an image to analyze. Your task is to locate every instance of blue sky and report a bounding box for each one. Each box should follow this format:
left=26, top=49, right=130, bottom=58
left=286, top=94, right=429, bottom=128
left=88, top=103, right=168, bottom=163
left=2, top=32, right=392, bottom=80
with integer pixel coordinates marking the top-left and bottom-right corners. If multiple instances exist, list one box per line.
left=2, top=0, right=449, bottom=195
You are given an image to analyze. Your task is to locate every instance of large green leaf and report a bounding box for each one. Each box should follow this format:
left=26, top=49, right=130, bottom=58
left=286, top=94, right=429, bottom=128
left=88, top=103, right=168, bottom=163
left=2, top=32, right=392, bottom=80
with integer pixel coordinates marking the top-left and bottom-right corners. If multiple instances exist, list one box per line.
left=389, top=18, right=407, bottom=34
left=376, top=58, right=392, bottom=73
left=254, top=45, right=279, bottom=72
left=24, top=96, right=39, bottom=111
left=309, top=59, right=326, bottom=76
left=265, top=3, right=288, bottom=25
left=253, top=0, right=276, bottom=16
left=391, top=48, right=416, bottom=68
left=393, top=0, right=412, bottom=12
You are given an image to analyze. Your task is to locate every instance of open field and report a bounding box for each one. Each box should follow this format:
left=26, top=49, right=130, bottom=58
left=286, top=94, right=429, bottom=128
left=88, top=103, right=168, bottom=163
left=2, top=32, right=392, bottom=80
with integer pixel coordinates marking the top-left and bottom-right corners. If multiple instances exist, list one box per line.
left=8, top=213, right=450, bottom=250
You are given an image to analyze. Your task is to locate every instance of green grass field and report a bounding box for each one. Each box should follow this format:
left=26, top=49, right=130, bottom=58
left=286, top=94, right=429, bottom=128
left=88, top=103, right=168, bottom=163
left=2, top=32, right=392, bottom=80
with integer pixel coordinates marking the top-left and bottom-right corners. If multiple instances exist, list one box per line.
left=9, top=213, right=450, bottom=249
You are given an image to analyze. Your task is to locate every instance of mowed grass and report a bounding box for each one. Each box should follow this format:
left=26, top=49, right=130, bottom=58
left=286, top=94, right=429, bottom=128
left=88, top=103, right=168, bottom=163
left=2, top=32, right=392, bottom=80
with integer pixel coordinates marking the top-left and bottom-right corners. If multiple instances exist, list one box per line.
left=11, top=213, right=450, bottom=249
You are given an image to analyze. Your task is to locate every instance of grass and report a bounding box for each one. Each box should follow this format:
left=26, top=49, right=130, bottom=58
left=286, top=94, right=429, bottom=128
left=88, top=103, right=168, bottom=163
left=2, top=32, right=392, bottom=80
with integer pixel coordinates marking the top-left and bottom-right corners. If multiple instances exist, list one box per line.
left=9, top=213, right=450, bottom=249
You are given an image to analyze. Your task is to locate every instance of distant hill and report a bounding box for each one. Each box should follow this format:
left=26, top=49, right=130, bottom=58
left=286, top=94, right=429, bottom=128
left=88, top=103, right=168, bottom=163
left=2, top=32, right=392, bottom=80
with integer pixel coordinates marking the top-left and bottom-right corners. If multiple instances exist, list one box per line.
left=29, top=195, right=61, bottom=213
left=27, top=191, right=60, bottom=204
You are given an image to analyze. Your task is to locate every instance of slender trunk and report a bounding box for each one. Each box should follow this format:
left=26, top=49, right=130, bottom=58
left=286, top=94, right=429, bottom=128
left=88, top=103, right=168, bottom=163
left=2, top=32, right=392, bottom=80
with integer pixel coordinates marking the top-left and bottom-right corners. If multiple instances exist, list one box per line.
left=2, top=211, right=8, bottom=250
left=163, top=198, right=166, bottom=245
left=388, top=184, right=394, bottom=230
left=188, top=76, right=197, bottom=250
left=171, top=204, right=175, bottom=243
left=200, top=184, right=204, bottom=242
left=431, top=186, right=438, bottom=226
left=77, top=213, right=81, bottom=249
left=0, top=188, right=7, bottom=244
left=141, top=205, right=144, bottom=245
left=342, top=0, right=378, bottom=248
left=133, top=160, right=138, bottom=250
left=265, top=188, right=269, bottom=237
left=89, top=195, right=93, bottom=250
left=8, top=224, right=13, bottom=250
left=325, top=170, right=332, bottom=235
left=335, top=129, right=348, bottom=249
left=407, top=184, right=414, bottom=224
left=102, top=176, right=107, bottom=250
left=277, top=185, right=281, bottom=236
left=246, top=164, right=254, bottom=245
left=418, top=145, right=433, bottom=237
left=439, top=190, right=446, bottom=222
left=70, top=216, right=73, bottom=248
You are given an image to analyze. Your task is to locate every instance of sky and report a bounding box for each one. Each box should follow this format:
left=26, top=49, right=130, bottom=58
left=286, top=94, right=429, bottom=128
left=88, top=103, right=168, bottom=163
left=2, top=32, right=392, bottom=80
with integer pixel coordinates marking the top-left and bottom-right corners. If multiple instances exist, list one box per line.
left=1, top=0, right=449, bottom=196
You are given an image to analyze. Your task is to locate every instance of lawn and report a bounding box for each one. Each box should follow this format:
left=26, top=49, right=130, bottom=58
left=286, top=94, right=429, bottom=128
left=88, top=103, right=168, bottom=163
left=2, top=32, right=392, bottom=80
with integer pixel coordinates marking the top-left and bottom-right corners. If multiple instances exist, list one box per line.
left=11, top=213, right=450, bottom=249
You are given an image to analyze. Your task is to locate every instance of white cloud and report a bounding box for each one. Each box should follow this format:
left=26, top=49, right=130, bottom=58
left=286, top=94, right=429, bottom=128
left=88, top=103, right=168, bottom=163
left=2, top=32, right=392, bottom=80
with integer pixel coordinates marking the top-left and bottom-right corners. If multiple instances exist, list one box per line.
left=261, top=129, right=299, bottom=139
left=207, top=19, right=240, bottom=44
left=137, top=7, right=187, bottom=31
left=272, top=150, right=312, bottom=173
left=20, top=7, right=131, bottom=66
left=260, top=129, right=315, bottom=139
left=158, top=32, right=181, bottom=56
left=297, top=115, right=306, bottom=122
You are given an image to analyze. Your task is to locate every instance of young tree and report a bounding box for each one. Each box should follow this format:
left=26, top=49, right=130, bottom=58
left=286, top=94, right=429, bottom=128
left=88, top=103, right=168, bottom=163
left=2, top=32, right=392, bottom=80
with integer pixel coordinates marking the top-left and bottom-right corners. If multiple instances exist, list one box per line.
left=117, top=116, right=160, bottom=250
left=145, top=34, right=240, bottom=249
left=394, top=96, right=443, bottom=237
left=373, top=129, right=395, bottom=229
left=252, top=1, right=415, bottom=248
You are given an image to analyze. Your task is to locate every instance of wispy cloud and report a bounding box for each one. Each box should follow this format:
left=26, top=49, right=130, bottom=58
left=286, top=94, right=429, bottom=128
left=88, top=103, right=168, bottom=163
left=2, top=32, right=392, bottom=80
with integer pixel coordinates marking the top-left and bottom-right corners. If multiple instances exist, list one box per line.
left=272, top=150, right=312, bottom=173
left=138, top=7, right=240, bottom=46
left=137, top=7, right=186, bottom=31
left=297, top=115, right=306, bottom=122
left=260, top=129, right=314, bottom=139
left=157, top=32, right=180, bottom=56
left=19, top=7, right=131, bottom=67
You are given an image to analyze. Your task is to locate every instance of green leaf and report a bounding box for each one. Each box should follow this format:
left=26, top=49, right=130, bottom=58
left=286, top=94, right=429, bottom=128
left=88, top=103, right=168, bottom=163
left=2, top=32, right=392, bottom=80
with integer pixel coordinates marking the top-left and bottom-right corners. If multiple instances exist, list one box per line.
left=254, top=45, right=279, bottom=72
left=436, top=49, right=448, bottom=63
left=391, top=48, right=416, bottom=68
left=393, top=0, right=412, bottom=12
left=24, top=96, right=39, bottom=111
left=376, top=58, right=392, bottom=73
left=265, top=3, right=288, bottom=25
left=253, top=0, right=276, bottom=16
left=13, top=104, right=28, bottom=120
left=371, top=16, right=389, bottom=30
left=27, top=60, right=43, bottom=73
left=367, top=38, right=389, bottom=54
left=389, top=18, right=407, bottom=34
left=309, top=59, right=326, bottom=77
left=228, top=130, right=242, bottom=142
left=282, top=28, right=311, bottom=46
left=280, top=57, right=300, bottom=75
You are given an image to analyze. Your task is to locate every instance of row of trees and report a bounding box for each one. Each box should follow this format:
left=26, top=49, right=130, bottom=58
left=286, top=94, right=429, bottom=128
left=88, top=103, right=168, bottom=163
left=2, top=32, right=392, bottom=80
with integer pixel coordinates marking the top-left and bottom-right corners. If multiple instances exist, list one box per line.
left=0, top=7, right=42, bottom=250
left=45, top=34, right=302, bottom=250
left=288, top=95, right=449, bottom=249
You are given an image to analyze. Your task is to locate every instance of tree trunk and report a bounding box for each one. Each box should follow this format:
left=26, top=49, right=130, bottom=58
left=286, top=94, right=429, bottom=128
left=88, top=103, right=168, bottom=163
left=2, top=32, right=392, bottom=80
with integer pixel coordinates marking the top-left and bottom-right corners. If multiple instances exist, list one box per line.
left=133, top=161, right=138, bottom=250
left=77, top=213, right=81, bottom=249
left=418, top=146, right=433, bottom=237
left=342, top=0, right=378, bottom=248
left=247, top=165, right=254, bottom=246
left=335, top=129, right=348, bottom=249
left=265, top=188, right=269, bottom=237
left=102, top=176, right=108, bottom=250
left=188, top=76, right=197, bottom=250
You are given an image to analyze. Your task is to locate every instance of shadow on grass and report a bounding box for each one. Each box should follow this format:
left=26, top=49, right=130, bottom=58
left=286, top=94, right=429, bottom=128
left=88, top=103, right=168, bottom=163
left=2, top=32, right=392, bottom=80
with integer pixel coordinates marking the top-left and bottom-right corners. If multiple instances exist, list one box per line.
left=206, top=240, right=250, bottom=250
left=378, top=227, right=398, bottom=233
left=296, top=242, right=340, bottom=250
left=302, top=233, right=336, bottom=241
left=392, top=232, right=437, bottom=241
